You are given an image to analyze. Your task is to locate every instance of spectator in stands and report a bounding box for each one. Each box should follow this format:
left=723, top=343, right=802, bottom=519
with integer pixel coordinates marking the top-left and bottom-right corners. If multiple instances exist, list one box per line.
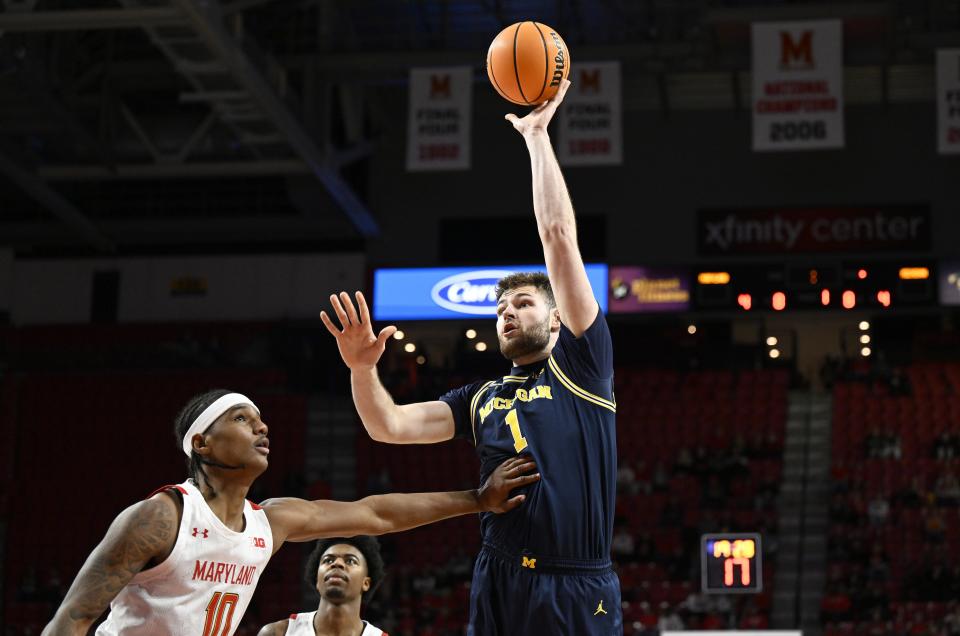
left=657, top=603, right=684, bottom=630
left=617, top=457, right=639, bottom=495
left=923, top=506, right=947, bottom=542
left=893, top=474, right=929, bottom=508
left=257, top=535, right=387, bottom=636
left=865, top=428, right=902, bottom=459
left=943, top=601, right=960, bottom=635
left=935, top=469, right=960, bottom=505
left=867, top=493, right=890, bottom=527
left=652, top=461, right=670, bottom=491
left=934, top=432, right=960, bottom=460
left=612, top=519, right=636, bottom=563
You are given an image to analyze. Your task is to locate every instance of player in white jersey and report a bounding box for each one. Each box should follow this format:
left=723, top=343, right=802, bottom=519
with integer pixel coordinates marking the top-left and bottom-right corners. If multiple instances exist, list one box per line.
left=43, top=389, right=539, bottom=635
left=258, top=535, right=387, bottom=636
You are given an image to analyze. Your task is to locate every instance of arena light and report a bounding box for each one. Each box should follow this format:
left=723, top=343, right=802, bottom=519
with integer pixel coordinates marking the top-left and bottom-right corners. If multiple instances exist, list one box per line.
left=859, top=321, right=870, bottom=331
left=821, top=289, right=831, bottom=306
left=769, top=348, right=780, bottom=359
left=899, top=267, right=929, bottom=280
left=809, top=269, right=819, bottom=285
left=877, top=290, right=891, bottom=308
left=416, top=355, right=426, bottom=365
left=404, top=342, right=416, bottom=353
left=737, top=293, right=752, bottom=311
left=393, top=330, right=405, bottom=340
left=772, top=292, right=786, bottom=311
left=860, top=334, right=871, bottom=344
left=766, top=336, right=778, bottom=346
left=475, top=341, right=488, bottom=352
left=687, top=324, right=698, bottom=335
left=857, top=269, right=868, bottom=280
left=861, top=346, right=872, bottom=357
left=698, top=271, right=731, bottom=285
left=842, top=290, right=856, bottom=309
left=465, top=329, right=477, bottom=339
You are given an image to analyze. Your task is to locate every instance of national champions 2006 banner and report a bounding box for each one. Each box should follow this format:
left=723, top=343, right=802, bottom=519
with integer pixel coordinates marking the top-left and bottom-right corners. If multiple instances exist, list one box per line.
left=752, top=20, right=844, bottom=151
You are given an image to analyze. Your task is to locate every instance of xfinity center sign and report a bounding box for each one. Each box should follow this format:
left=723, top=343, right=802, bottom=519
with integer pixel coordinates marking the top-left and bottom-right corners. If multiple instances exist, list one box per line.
left=373, top=264, right=609, bottom=321
left=698, top=206, right=930, bottom=255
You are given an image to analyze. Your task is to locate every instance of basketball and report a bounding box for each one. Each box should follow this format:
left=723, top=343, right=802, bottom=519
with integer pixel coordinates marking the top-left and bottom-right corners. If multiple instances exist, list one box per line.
left=486, top=22, right=570, bottom=106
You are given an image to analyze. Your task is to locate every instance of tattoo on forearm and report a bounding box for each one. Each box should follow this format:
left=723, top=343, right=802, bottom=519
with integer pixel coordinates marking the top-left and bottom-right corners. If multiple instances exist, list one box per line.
left=64, top=499, right=177, bottom=622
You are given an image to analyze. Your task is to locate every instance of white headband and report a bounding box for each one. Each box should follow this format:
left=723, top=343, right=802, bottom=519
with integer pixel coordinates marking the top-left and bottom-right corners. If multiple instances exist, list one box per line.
left=182, top=393, right=259, bottom=456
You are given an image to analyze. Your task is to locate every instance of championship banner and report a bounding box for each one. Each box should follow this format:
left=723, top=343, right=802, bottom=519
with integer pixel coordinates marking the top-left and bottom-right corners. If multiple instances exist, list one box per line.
left=752, top=20, right=844, bottom=151
left=406, top=66, right=472, bottom=171
left=937, top=49, right=960, bottom=154
left=557, top=62, right=622, bottom=166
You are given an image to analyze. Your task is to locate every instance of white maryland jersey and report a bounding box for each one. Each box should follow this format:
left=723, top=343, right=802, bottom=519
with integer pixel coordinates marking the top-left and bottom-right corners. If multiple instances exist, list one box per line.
left=96, top=480, right=273, bottom=636
left=285, top=611, right=386, bottom=636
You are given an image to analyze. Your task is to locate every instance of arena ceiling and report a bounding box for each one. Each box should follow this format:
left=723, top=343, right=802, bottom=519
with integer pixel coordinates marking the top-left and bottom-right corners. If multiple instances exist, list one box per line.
left=0, top=0, right=956, bottom=254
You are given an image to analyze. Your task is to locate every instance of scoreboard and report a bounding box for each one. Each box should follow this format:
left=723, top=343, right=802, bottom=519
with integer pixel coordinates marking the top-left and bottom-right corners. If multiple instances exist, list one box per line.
left=694, top=261, right=936, bottom=312
left=701, top=533, right=762, bottom=594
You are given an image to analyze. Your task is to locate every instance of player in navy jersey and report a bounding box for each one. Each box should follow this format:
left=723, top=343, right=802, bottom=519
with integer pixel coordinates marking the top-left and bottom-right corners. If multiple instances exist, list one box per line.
left=322, top=78, right=622, bottom=635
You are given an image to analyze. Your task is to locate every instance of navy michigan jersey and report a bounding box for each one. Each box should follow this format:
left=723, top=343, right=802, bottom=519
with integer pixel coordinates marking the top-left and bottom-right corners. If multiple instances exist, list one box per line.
left=441, top=311, right=617, bottom=563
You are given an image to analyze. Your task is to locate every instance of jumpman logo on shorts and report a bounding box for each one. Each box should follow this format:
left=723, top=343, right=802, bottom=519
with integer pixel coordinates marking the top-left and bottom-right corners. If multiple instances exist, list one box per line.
left=594, top=600, right=607, bottom=616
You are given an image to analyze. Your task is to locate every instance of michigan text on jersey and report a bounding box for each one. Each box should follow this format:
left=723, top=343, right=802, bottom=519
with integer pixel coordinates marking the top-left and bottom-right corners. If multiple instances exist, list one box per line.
left=478, top=386, right=553, bottom=423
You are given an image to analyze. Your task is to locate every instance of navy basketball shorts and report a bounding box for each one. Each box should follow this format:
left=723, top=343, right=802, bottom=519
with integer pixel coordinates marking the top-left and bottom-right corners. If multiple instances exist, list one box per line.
left=467, top=543, right=623, bottom=636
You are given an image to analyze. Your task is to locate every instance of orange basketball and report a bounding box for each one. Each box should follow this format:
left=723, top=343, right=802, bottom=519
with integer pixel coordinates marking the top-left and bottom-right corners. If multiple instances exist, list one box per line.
left=486, top=22, right=570, bottom=106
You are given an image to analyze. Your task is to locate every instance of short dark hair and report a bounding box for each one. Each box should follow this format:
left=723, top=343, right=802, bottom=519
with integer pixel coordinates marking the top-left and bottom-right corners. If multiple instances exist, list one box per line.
left=173, top=389, right=233, bottom=494
left=305, top=536, right=385, bottom=602
left=495, top=272, right=555, bottom=307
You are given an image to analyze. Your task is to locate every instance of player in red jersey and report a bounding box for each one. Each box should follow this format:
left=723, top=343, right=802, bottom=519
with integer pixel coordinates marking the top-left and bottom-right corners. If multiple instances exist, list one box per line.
left=43, top=389, right=538, bottom=635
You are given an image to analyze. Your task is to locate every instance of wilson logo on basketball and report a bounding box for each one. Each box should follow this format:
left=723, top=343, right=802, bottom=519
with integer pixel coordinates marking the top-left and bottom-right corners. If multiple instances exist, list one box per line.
left=549, top=31, right=566, bottom=86
left=430, top=270, right=514, bottom=315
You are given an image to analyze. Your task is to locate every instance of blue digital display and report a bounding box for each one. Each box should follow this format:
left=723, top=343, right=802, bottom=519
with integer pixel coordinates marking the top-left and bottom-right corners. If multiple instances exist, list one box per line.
left=373, top=264, right=609, bottom=321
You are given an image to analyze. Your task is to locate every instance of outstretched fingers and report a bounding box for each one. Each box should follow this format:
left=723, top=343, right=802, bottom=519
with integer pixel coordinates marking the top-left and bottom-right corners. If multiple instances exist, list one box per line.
left=339, top=291, right=360, bottom=326
left=329, top=293, right=350, bottom=328
left=319, top=310, right=342, bottom=337
left=356, top=291, right=372, bottom=325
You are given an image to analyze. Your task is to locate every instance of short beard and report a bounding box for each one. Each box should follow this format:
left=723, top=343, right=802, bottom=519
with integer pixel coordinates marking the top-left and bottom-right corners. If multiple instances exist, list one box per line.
left=499, top=318, right=551, bottom=361
left=323, top=586, right=347, bottom=602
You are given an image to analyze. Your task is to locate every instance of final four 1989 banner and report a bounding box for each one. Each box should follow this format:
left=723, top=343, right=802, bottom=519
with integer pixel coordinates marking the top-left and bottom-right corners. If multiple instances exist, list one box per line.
left=752, top=20, right=844, bottom=151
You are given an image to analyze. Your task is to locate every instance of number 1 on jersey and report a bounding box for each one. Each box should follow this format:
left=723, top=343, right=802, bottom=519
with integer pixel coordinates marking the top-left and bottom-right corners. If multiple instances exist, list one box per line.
left=504, top=409, right=528, bottom=453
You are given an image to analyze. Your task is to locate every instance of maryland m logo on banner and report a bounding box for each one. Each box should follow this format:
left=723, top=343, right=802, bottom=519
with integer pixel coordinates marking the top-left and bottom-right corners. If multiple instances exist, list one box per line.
left=406, top=67, right=472, bottom=171
left=752, top=20, right=844, bottom=151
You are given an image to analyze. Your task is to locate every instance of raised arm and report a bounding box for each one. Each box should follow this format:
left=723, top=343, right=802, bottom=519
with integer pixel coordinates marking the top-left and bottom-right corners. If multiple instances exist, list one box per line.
left=506, top=79, right=598, bottom=337
left=42, top=493, right=179, bottom=636
left=264, top=456, right=538, bottom=547
left=321, top=291, right=456, bottom=443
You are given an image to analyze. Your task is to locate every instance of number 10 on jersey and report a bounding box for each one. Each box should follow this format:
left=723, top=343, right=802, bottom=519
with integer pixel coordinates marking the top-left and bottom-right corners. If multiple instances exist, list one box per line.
left=504, top=409, right=528, bottom=453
